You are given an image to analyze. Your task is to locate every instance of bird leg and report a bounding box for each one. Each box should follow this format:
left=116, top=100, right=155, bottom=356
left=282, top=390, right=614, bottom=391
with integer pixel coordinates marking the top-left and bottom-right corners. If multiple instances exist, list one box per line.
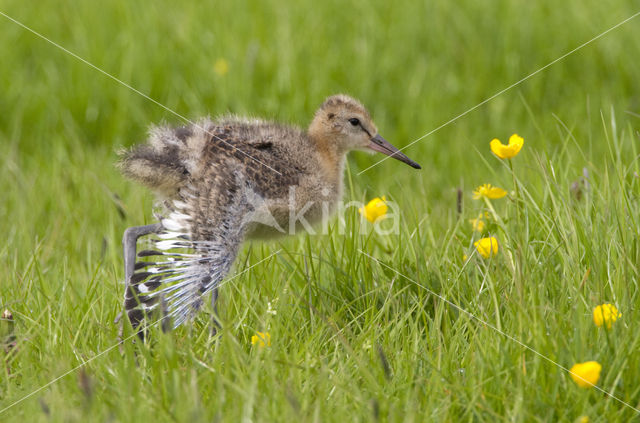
left=123, top=223, right=163, bottom=286
left=116, top=223, right=163, bottom=340
left=210, top=285, right=220, bottom=337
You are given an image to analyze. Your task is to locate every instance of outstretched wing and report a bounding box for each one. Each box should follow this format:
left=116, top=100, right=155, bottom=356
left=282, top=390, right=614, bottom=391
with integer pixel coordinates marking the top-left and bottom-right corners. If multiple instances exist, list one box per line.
left=124, top=170, right=253, bottom=331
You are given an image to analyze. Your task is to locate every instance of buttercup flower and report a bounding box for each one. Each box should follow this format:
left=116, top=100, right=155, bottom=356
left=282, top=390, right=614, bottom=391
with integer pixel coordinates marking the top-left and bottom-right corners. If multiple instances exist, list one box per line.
left=490, top=134, right=524, bottom=159
left=469, top=217, right=485, bottom=232
left=359, top=196, right=388, bottom=223
left=593, top=304, right=621, bottom=329
left=214, top=58, right=229, bottom=76
left=472, top=184, right=507, bottom=200
left=251, top=331, right=271, bottom=348
left=474, top=237, right=499, bottom=258
left=469, top=212, right=490, bottom=232
left=569, top=361, right=602, bottom=388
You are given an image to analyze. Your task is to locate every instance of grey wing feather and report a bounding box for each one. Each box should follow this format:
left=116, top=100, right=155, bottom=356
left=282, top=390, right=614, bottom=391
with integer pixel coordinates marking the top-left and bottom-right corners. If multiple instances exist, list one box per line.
left=124, top=179, right=250, bottom=330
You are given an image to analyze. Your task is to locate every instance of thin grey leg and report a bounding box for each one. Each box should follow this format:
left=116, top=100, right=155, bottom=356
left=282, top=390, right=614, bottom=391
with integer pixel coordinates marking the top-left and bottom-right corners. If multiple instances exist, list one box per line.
left=123, top=223, right=163, bottom=286
left=160, top=294, right=171, bottom=333
left=117, top=223, right=163, bottom=340
left=210, top=285, right=220, bottom=337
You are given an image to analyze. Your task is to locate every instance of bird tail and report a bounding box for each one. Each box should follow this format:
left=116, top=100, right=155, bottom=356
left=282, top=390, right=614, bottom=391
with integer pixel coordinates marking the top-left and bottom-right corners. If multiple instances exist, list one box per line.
left=117, top=145, right=188, bottom=197
left=118, top=122, right=212, bottom=197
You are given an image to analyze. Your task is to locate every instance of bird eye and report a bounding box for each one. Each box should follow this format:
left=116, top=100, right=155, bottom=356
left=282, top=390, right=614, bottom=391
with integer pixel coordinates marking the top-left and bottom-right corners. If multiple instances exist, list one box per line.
left=348, top=118, right=360, bottom=126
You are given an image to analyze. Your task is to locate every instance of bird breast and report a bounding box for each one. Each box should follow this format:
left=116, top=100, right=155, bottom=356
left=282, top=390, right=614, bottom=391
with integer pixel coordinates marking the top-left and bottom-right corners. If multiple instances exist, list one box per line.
left=244, top=176, right=342, bottom=239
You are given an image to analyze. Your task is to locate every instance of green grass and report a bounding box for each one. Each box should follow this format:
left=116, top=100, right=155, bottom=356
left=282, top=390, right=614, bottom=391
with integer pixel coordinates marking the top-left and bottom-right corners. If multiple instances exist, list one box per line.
left=1, top=0, right=640, bottom=421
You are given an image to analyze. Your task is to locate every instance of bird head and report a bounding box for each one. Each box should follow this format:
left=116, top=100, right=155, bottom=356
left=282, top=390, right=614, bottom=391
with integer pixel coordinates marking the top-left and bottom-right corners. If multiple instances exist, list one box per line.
left=308, top=94, right=421, bottom=169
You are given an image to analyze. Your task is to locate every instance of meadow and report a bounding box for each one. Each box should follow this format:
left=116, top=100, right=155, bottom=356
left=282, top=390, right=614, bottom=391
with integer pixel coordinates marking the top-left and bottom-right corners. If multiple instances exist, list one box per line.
left=1, top=0, right=640, bottom=421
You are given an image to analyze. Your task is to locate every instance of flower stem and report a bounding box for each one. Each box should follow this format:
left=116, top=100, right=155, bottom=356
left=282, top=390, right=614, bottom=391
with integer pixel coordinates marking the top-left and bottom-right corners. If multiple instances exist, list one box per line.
left=508, top=159, right=521, bottom=220
left=507, top=158, right=525, bottom=305
left=482, top=197, right=516, bottom=274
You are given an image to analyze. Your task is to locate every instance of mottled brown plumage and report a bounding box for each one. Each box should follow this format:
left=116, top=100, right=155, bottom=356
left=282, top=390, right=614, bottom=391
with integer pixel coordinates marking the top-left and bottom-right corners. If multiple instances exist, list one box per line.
left=118, top=94, right=420, bottom=333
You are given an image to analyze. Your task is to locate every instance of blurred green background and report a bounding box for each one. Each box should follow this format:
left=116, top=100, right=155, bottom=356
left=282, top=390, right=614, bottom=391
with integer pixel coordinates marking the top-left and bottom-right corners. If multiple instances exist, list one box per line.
left=1, top=0, right=639, bottom=421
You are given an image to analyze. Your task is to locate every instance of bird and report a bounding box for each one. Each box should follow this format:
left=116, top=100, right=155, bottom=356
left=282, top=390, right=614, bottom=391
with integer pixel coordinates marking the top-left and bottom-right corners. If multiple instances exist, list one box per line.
left=117, top=94, right=421, bottom=335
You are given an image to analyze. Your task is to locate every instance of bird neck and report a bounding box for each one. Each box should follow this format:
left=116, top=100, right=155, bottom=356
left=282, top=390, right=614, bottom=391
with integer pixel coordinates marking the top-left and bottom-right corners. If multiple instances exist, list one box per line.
left=308, top=129, right=346, bottom=184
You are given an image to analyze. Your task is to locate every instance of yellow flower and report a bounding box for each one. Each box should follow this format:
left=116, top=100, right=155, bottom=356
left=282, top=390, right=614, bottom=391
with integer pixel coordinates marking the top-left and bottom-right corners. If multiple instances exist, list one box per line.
left=469, top=213, right=490, bottom=232
left=213, top=58, right=229, bottom=76
left=593, top=304, right=621, bottom=329
left=469, top=217, right=485, bottom=232
left=472, top=184, right=507, bottom=200
left=490, top=133, right=524, bottom=159
left=576, top=416, right=589, bottom=423
left=359, top=196, right=388, bottom=223
left=251, top=331, right=271, bottom=348
left=569, top=361, right=602, bottom=388
left=474, top=237, right=499, bottom=258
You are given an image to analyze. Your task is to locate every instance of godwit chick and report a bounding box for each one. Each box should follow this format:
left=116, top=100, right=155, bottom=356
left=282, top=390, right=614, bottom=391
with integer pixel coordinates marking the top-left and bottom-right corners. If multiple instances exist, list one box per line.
left=118, top=94, right=420, bottom=333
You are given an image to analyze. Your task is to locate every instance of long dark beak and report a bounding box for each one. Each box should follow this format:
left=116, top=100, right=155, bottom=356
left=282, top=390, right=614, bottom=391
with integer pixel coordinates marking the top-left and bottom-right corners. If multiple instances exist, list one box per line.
left=368, top=134, right=421, bottom=169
